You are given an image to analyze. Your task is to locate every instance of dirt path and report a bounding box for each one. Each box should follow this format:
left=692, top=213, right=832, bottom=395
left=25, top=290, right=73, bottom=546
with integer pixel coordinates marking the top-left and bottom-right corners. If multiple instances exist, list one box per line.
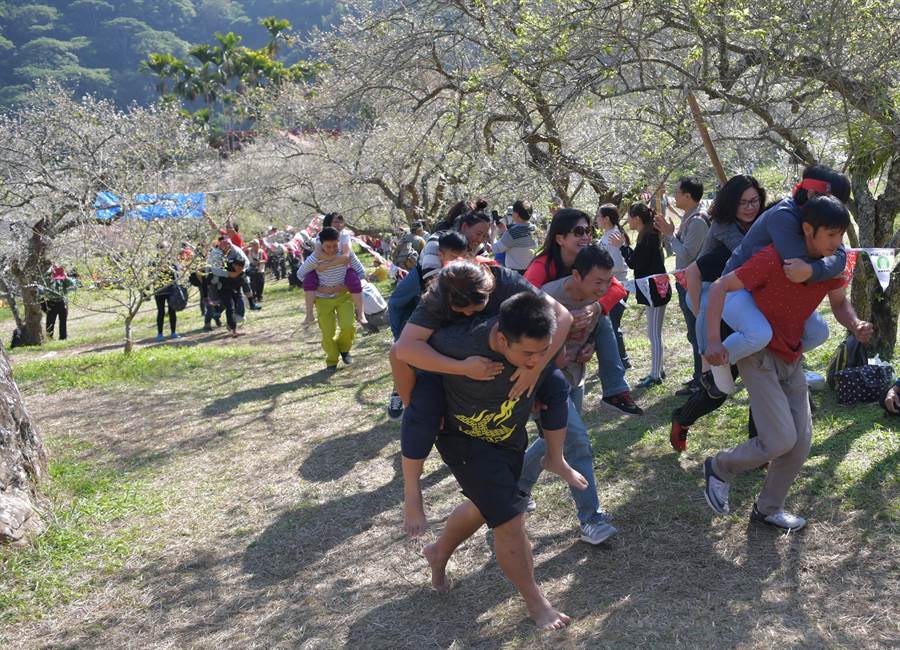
left=2, top=288, right=897, bottom=649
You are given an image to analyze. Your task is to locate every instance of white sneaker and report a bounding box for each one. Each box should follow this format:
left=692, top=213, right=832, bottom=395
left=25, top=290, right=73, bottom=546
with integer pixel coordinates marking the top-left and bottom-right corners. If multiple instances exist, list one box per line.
left=710, top=364, right=737, bottom=395
left=703, top=457, right=730, bottom=514
left=579, top=520, right=618, bottom=545
left=751, top=504, right=807, bottom=531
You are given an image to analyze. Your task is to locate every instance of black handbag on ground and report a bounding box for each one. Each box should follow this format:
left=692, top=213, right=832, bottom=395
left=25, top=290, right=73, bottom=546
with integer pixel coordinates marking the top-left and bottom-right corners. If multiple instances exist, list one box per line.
left=835, top=364, right=894, bottom=405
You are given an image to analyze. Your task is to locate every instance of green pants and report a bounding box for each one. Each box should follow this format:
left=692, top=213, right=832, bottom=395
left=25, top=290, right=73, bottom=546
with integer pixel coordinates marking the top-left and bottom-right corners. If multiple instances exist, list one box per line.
left=316, top=293, right=355, bottom=366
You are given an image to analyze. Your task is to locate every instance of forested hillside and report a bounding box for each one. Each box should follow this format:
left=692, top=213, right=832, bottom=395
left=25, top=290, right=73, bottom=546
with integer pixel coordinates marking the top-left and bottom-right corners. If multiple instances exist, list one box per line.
left=0, top=1, right=339, bottom=106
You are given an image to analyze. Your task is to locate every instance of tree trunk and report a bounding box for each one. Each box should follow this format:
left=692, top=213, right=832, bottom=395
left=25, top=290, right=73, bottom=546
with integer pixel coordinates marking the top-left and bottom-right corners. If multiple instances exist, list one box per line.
left=850, top=258, right=900, bottom=360
left=9, top=218, right=49, bottom=346
left=849, top=156, right=900, bottom=359
left=0, top=342, right=48, bottom=545
left=124, top=315, right=135, bottom=354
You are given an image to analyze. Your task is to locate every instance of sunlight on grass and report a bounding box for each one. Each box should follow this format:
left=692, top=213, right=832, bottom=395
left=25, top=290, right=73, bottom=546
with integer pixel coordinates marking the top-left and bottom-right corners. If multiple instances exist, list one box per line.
left=0, top=453, right=163, bottom=624
left=13, top=345, right=256, bottom=393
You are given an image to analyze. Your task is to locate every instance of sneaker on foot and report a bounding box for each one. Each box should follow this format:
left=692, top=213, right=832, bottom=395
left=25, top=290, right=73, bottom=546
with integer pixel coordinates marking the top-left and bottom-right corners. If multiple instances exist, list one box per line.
left=710, top=364, right=736, bottom=395
left=202, top=325, right=213, bottom=332
left=670, top=420, right=689, bottom=453
left=636, top=374, right=663, bottom=388
left=525, top=497, right=537, bottom=513
left=580, top=520, right=618, bottom=545
left=341, top=351, right=353, bottom=365
left=388, top=392, right=404, bottom=420
left=703, top=457, right=730, bottom=515
left=155, top=334, right=166, bottom=342
left=602, top=391, right=644, bottom=416
left=750, top=503, right=806, bottom=531
left=325, top=365, right=338, bottom=373
left=700, top=370, right=727, bottom=399
left=676, top=379, right=701, bottom=397
left=170, top=332, right=181, bottom=339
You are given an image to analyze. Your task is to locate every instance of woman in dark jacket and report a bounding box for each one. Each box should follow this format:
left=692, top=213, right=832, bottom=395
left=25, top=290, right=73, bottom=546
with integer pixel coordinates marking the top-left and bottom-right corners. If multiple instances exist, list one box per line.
left=610, top=202, right=667, bottom=387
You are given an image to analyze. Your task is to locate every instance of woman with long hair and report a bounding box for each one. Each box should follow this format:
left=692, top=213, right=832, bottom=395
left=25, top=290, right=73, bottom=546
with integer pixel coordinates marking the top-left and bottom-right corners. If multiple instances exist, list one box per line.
left=596, top=203, right=631, bottom=369
left=610, top=202, right=667, bottom=388
left=670, top=174, right=767, bottom=452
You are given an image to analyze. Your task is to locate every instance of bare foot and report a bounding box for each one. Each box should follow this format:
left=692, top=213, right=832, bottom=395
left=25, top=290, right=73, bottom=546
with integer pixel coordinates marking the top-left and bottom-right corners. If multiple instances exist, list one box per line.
left=403, top=491, right=427, bottom=538
left=542, top=456, right=588, bottom=491
left=422, top=543, right=450, bottom=592
left=528, top=597, right=572, bottom=630
left=230, top=330, right=245, bottom=338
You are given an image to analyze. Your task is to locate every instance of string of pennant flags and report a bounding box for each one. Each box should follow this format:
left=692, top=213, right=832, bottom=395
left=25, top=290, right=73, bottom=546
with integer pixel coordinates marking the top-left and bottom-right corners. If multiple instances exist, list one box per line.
left=623, top=247, right=898, bottom=305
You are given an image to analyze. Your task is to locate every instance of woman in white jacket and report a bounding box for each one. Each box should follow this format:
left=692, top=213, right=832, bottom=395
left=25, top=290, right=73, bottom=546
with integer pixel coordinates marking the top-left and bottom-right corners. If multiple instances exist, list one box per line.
left=595, top=203, right=631, bottom=369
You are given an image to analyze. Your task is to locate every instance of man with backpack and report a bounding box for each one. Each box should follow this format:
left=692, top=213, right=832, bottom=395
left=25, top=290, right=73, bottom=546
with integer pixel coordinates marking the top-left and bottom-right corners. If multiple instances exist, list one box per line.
left=392, top=222, right=427, bottom=270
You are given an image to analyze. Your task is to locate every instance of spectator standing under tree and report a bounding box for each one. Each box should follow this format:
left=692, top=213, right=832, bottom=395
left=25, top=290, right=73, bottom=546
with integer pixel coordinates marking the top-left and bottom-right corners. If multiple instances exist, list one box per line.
left=492, top=200, right=538, bottom=274
left=42, top=265, right=75, bottom=341
left=151, top=243, right=180, bottom=342
left=610, top=202, right=668, bottom=388
left=655, top=177, right=709, bottom=395
left=595, top=203, right=632, bottom=369
left=247, top=239, right=267, bottom=307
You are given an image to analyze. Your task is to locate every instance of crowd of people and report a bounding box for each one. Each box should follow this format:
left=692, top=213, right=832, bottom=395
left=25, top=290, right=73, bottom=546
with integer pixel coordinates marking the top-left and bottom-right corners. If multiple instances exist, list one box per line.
left=29, top=164, right=897, bottom=630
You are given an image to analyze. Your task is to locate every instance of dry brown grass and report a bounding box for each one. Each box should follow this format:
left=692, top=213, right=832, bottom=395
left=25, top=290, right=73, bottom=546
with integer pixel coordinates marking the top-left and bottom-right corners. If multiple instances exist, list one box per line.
left=1, top=282, right=897, bottom=649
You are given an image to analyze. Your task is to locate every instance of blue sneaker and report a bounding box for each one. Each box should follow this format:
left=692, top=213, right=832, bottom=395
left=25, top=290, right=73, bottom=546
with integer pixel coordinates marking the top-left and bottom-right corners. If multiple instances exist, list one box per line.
left=170, top=332, right=181, bottom=339
left=155, top=334, right=166, bottom=342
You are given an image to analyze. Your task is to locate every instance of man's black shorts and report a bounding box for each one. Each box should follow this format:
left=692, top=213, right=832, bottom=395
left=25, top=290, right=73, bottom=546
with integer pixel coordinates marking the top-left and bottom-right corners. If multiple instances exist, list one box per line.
left=435, top=434, right=528, bottom=529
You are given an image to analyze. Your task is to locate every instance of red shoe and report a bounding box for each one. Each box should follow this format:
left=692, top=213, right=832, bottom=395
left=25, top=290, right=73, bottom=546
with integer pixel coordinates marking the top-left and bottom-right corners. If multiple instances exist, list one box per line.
left=670, top=420, right=689, bottom=453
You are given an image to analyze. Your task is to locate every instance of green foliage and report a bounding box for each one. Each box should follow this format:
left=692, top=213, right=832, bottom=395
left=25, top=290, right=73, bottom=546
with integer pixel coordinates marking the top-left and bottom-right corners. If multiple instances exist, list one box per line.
left=0, top=0, right=340, bottom=107
left=13, top=345, right=257, bottom=392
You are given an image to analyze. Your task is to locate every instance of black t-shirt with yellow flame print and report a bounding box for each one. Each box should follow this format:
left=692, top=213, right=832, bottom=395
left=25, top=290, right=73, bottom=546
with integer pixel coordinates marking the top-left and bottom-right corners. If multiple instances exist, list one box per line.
left=429, top=315, right=560, bottom=452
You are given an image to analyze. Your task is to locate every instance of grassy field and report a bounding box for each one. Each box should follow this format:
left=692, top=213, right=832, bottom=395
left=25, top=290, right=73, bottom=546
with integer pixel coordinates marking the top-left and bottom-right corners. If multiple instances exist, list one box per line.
left=0, top=266, right=897, bottom=649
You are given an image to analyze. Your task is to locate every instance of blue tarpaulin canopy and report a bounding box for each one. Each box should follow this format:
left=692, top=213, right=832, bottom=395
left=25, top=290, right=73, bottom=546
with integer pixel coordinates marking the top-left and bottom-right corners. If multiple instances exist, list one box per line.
left=95, top=192, right=206, bottom=220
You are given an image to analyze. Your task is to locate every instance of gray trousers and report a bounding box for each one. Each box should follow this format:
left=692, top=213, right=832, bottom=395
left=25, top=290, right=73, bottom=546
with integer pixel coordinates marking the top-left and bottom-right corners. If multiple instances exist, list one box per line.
left=712, top=349, right=812, bottom=516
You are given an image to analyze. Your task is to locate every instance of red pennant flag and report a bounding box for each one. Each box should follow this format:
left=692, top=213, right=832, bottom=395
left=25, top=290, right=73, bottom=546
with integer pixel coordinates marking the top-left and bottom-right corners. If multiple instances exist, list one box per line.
left=673, top=269, right=687, bottom=288
left=652, top=273, right=671, bottom=297
left=843, top=250, right=858, bottom=282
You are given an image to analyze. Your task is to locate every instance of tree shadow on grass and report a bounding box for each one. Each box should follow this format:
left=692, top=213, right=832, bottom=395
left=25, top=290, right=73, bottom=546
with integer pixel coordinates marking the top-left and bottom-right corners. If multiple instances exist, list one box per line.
left=243, top=454, right=450, bottom=587
left=202, top=368, right=336, bottom=416
left=299, top=420, right=399, bottom=483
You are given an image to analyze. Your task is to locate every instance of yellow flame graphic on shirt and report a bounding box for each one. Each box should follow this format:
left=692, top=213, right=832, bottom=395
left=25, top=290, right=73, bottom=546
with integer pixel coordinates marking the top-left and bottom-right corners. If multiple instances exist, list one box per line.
left=454, top=398, right=520, bottom=443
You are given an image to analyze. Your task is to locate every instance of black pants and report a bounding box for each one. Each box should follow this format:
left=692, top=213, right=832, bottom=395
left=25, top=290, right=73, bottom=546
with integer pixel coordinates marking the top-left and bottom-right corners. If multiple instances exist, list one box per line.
left=211, top=286, right=239, bottom=330
left=672, top=365, right=757, bottom=439
left=155, top=294, right=176, bottom=335
left=46, top=302, right=68, bottom=340
left=676, top=284, right=702, bottom=383
left=250, top=269, right=265, bottom=302
left=270, top=254, right=286, bottom=280
left=608, top=296, right=629, bottom=366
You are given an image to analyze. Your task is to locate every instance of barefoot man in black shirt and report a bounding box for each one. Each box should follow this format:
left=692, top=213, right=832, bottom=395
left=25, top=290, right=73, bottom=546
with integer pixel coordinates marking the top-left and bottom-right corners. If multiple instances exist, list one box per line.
left=422, top=291, right=584, bottom=630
